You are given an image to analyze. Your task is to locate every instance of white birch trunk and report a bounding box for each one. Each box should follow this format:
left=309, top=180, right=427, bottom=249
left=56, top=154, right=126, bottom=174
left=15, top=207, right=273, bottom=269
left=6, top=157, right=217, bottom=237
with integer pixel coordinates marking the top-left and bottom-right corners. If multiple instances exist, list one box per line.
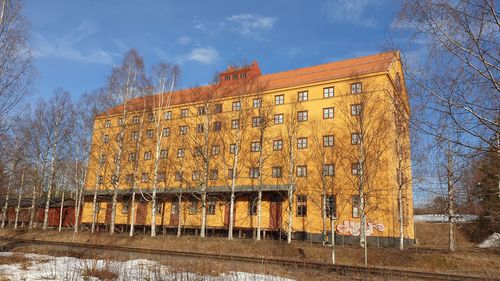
left=43, top=132, right=58, bottom=230
left=28, top=175, right=38, bottom=230
left=447, top=144, right=456, bottom=252
left=14, top=169, right=25, bottom=229
left=228, top=144, right=239, bottom=240
left=1, top=167, right=13, bottom=228
left=58, top=191, right=65, bottom=231
left=177, top=193, right=182, bottom=237
left=331, top=217, right=336, bottom=264
left=129, top=191, right=136, bottom=237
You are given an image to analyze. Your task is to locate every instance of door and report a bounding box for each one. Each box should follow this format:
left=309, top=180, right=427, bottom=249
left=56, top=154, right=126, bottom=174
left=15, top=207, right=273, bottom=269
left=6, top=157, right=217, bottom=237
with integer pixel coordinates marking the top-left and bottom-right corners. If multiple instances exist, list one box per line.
left=136, top=202, right=147, bottom=225
left=105, top=203, right=112, bottom=224
left=269, top=196, right=282, bottom=230
left=169, top=201, right=179, bottom=226
left=224, top=200, right=236, bottom=227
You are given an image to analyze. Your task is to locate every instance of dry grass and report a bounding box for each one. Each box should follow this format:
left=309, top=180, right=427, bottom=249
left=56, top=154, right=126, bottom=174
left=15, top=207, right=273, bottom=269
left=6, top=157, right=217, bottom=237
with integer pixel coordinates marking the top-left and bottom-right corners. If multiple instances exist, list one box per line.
left=0, top=223, right=498, bottom=278
left=0, top=253, right=31, bottom=270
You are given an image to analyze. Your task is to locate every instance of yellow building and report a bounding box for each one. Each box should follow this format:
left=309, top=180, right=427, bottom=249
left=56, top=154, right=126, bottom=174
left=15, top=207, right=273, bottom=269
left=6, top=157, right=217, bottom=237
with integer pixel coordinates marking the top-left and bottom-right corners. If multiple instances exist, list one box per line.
left=82, top=51, right=414, bottom=245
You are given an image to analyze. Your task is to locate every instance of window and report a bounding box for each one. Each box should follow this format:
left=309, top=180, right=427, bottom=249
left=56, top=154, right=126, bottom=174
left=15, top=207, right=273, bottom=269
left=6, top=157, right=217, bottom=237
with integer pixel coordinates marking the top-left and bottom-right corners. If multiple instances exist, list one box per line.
left=351, top=104, right=362, bottom=116
left=253, top=98, right=262, bottom=108
left=98, top=154, right=106, bottom=165
left=229, top=143, right=237, bottom=154
left=326, top=195, right=336, bottom=217
left=352, top=163, right=361, bottom=175
left=148, top=113, right=154, bottom=122
left=297, top=195, right=307, bottom=217
left=175, top=171, right=183, bottom=182
left=164, top=111, right=172, bottom=120
left=297, top=137, right=308, bottom=149
left=162, top=127, right=170, bottom=137
left=214, top=103, right=223, bottom=113
left=249, top=196, right=257, bottom=216
left=224, top=75, right=230, bottom=81
left=207, top=199, right=216, bottom=215
left=156, top=202, right=163, bottom=215
left=323, top=107, right=334, bottom=119
left=111, top=175, right=118, bottom=184
left=209, top=169, right=218, bottom=180
left=298, top=110, right=308, bottom=122
left=275, top=94, right=284, bottom=105
left=296, top=165, right=307, bottom=177
left=213, top=121, right=222, bottom=132
left=272, top=166, right=282, bottom=178
left=323, top=87, right=334, bottom=98
left=323, top=164, right=335, bottom=176
left=177, top=148, right=185, bottom=158
left=180, top=108, right=189, bottom=118
left=103, top=134, right=109, bottom=143
left=146, top=129, right=154, bottom=138
left=179, top=125, right=187, bottom=135
left=232, top=101, right=241, bottom=111
left=194, top=146, right=203, bottom=157
left=249, top=167, right=260, bottom=178
left=133, top=116, right=140, bottom=124
left=158, top=172, right=166, bottom=182
left=323, top=135, right=334, bottom=147
left=192, top=170, right=200, bottom=181
left=116, top=133, right=122, bottom=142
left=144, top=151, right=152, bottom=160
left=118, top=118, right=124, bottom=126
left=211, top=145, right=220, bottom=155
left=228, top=168, right=235, bottom=179
left=160, top=149, right=168, bottom=159
left=131, top=131, right=138, bottom=140
left=352, top=195, right=360, bottom=217
left=189, top=199, right=199, bottom=214
left=297, top=91, right=308, bottom=102
left=233, top=74, right=238, bottom=80
left=252, top=117, right=261, bottom=127
left=351, top=133, right=361, bottom=145
left=129, top=153, right=137, bottom=162
left=97, top=175, right=103, bottom=185
left=351, top=82, right=362, bottom=94
left=251, top=142, right=261, bottom=152
left=273, top=139, right=283, bottom=151
left=240, top=72, right=247, bottom=78
left=197, top=106, right=206, bottom=116
left=170, top=202, right=178, bottom=215
left=122, top=202, right=130, bottom=214
left=196, top=123, right=204, bottom=134
left=231, top=119, right=240, bottom=129
left=105, top=120, right=111, bottom=128
left=141, top=173, right=148, bottom=183
left=274, top=114, right=283, bottom=124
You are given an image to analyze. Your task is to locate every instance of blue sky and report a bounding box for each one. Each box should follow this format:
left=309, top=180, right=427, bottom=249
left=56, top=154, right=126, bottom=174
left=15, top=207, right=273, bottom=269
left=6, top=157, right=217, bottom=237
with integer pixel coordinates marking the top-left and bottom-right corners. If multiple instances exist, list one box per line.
left=25, top=0, right=401, bottom=100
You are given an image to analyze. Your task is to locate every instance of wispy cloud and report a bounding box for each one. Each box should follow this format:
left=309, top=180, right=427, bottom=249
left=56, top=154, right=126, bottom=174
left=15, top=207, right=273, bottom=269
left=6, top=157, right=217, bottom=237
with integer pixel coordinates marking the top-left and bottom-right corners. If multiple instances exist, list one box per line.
left=226, top=14, right=277, bottom=39
left=32, top=22, right=115, bottom=65
left=186, top=47, right=219, bottom=64
left=176, top=36, right=192, bottom=46
left=323, top=0, right=384, bottom=28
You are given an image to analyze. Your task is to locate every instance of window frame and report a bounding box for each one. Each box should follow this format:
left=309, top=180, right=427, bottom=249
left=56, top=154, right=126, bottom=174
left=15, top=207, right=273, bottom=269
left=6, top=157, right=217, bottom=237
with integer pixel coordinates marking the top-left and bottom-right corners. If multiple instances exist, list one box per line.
left=297, top=110, right=308, bottom=122
left=323, top=87, right=334, bottom=98
left=323, top=107, right=334, bottom=119
left=275, top=94, right=284, bottom=105
left=297, top=90, right=308, bottom=102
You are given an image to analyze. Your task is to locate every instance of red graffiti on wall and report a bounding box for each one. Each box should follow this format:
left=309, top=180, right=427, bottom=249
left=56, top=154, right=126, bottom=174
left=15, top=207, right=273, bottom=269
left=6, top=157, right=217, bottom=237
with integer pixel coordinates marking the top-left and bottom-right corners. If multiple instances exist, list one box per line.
left=336, top=221, right=385, bottom=236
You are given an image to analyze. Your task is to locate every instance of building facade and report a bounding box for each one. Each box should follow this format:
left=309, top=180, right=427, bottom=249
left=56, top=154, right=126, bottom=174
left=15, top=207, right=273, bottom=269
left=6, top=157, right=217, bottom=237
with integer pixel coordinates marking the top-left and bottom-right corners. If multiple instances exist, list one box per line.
left=81, top=51, right=414, bottom=245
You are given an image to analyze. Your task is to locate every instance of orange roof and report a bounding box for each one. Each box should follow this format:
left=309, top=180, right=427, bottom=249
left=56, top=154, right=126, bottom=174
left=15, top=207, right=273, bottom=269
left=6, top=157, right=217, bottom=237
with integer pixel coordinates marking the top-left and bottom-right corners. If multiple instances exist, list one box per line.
left=100, top=51, right=397, bottom=117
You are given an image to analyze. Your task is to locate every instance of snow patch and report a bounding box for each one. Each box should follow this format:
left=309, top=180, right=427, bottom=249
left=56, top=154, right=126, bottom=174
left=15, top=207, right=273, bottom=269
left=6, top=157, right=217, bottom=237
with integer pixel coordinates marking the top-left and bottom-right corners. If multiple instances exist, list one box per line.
left=478, top=232, right=500, bottom=248
left=0, top=252, right=294, bottom=281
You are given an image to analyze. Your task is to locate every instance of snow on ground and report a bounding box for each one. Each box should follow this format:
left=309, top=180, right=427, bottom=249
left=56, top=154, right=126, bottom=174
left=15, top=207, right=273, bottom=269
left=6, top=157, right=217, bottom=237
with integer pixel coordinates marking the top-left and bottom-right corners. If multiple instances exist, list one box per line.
left=414, top=214, right=478, bottom=223
left=0, top=252, right=294, bottom=281
left=478, top=232, right=500, bottom=248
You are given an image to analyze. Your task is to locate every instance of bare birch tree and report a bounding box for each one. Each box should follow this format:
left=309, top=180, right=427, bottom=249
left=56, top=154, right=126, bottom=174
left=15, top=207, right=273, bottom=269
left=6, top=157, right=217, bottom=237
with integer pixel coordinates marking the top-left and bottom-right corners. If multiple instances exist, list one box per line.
left=0, top=0, right=36, bottom=136
left=149, top=63, right=179, bottom=237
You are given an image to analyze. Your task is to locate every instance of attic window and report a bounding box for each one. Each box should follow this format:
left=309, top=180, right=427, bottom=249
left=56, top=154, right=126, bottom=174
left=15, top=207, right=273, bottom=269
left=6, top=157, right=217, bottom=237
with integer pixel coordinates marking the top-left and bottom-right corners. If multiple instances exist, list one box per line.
left=224, top=75, right=230, bottom=81
left=240, top=72, right=247, bottom=78
left=232, top=74, right=239, bottom=80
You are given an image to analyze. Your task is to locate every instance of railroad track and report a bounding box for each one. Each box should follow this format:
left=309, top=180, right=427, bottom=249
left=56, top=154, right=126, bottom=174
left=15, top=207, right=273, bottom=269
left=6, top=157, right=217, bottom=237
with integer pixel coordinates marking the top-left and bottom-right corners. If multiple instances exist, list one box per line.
left=1, top=237, right=495, bottom=281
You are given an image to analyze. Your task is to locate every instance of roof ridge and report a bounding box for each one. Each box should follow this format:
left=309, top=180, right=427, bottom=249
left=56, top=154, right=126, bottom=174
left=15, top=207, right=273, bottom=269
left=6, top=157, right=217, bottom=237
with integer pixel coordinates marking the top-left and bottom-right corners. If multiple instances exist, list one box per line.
left=261, top=52, right=395, bottom=83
